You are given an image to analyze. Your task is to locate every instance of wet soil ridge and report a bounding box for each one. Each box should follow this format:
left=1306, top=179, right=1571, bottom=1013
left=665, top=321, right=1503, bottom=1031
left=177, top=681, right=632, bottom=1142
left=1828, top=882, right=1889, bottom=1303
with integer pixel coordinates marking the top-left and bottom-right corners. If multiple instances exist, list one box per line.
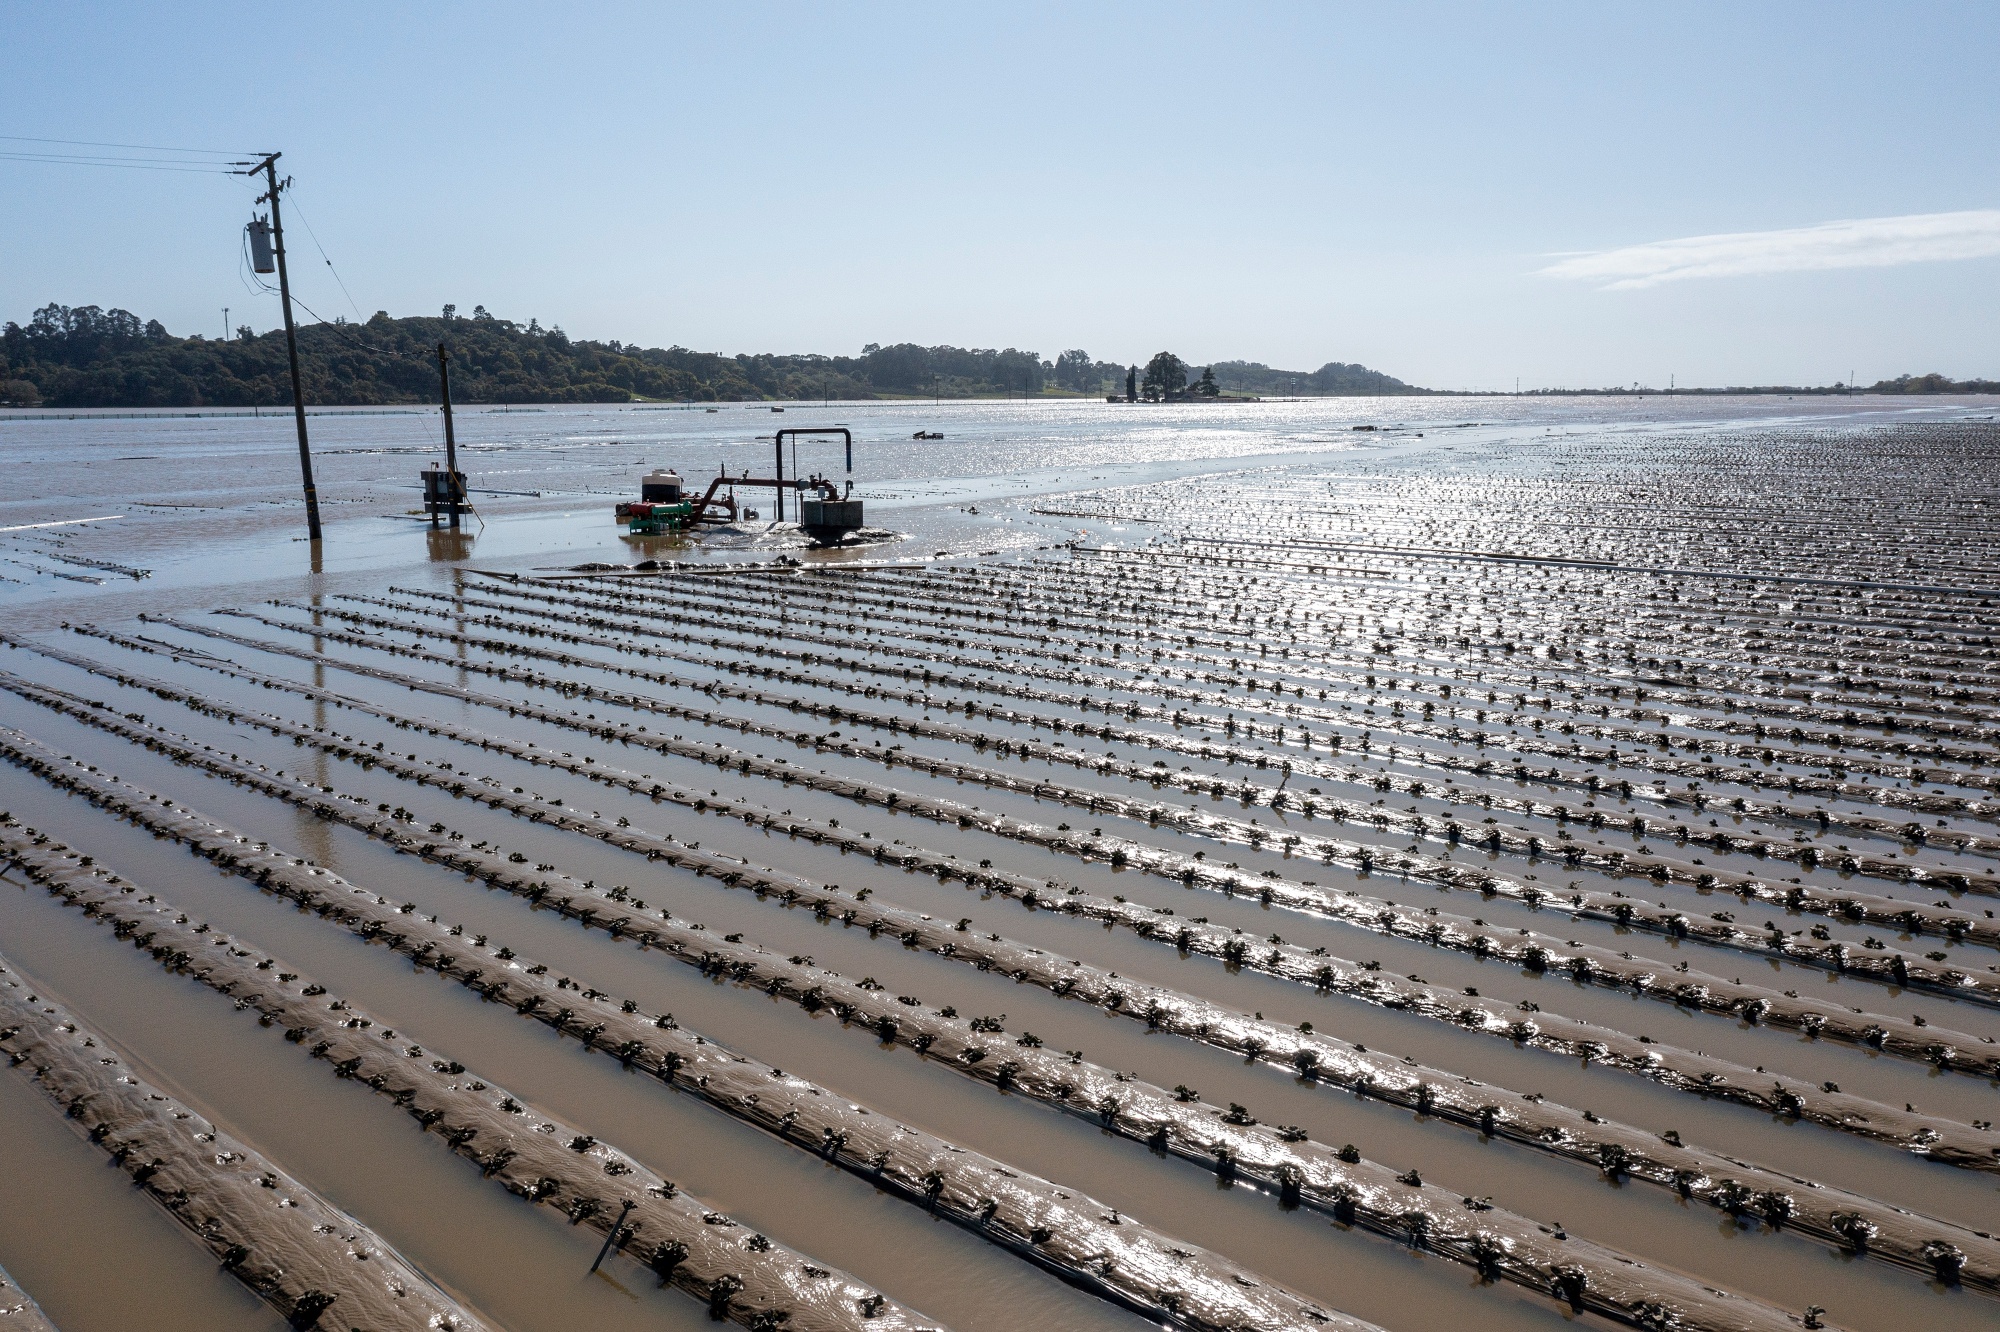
left=0, top=732, right=1915, bottom=1331
left=5, top=684, right=1994, bottom=1301
left=0, top=818, right=947, bottom=1332
left=509, top=565, right=2000, bottom=820
left=78, top=620, right=1995, bottom=1080
left=0, top=1260, right=58, bottom=1332
left=9, top=645, right=1988, bottom=1180
left=0, top=817, right=1359, bottom=1332
left=336, top=583, right=2000, bottom=912
left=180, top=604, right=2000, bottom=1004
left=455, top=567, right=2000, bottom=831
left=262, top=589, right=2000, bottom=1025
left=347, top=583, right=2000, bottom=897
left=0, top=952, right=492, bottom=1332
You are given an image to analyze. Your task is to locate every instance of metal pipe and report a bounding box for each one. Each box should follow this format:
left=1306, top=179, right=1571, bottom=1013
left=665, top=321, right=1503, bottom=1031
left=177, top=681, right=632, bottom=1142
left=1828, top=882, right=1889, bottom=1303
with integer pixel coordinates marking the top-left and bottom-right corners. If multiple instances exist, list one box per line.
left=773, top=428, right=854, bottom=482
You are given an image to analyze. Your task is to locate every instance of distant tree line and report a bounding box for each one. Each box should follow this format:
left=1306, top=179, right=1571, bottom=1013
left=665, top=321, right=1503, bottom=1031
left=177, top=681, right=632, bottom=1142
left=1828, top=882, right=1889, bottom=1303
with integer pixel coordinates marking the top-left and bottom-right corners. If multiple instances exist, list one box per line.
left=1866, top=373, right=2000, bottom=394
left=1206, top=359, right=1418, bottom=396
left=1522, top=373, right=2000, bottom=396
left=0, top=302, right=1417, bottom=408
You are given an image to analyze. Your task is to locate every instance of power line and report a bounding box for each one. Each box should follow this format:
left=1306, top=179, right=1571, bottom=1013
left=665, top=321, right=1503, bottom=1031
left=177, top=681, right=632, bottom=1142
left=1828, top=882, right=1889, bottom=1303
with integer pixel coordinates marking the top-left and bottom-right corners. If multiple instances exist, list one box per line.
left=0, top=133, right=254, bottom=155
left=282, top=290, right=435, bottom=367
left=283, top=192, right=368, bottom=323
left=0, top=151, right=245, bottom=175
left=0, top=149, right=253, bottom=166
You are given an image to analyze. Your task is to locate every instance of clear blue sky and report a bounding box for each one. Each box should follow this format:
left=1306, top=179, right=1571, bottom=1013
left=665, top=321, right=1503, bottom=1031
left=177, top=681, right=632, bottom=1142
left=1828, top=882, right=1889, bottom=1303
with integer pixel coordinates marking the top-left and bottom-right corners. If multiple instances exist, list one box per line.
left=4, top=2, right=1996, bottom=389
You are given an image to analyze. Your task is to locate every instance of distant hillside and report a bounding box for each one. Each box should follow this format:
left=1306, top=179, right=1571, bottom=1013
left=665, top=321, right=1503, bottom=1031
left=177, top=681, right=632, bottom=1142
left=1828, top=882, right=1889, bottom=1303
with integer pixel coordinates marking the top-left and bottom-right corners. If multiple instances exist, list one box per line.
left=0, top=302, right=1423, bottom=407
left=1866, top=373, right=2000, bottom=394
left=1209, top=359, right=1420, bottom=396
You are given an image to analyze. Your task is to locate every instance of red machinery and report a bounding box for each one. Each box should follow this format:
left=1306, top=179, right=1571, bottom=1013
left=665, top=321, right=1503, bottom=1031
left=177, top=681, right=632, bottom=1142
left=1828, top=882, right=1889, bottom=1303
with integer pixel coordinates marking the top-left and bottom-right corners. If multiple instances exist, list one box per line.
left=613, top=428, right=864, bottom=542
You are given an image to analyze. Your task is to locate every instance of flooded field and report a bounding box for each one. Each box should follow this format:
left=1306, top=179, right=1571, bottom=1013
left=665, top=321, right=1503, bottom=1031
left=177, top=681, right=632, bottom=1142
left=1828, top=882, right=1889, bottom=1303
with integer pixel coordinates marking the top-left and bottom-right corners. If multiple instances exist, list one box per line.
left=1, top=395, right=1995, bottom=1332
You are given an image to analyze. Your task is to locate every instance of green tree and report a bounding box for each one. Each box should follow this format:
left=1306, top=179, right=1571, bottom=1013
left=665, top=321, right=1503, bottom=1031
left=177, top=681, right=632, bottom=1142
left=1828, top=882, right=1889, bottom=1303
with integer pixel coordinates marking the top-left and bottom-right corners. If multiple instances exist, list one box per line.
left=1141, top=351, right=1187, bottom=401
left=1054, top=348, right=1095, bottom=392
left=1194, top=365, right=1219, bottom=397
left=4, top=302, right=1431, bottom=407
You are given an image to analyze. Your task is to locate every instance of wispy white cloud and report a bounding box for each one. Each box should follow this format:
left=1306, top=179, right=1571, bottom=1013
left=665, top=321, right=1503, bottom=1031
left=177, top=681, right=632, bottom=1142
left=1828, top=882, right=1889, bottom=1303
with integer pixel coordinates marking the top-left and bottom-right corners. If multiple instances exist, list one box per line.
left=1540, top=210, right=2000, bottom=290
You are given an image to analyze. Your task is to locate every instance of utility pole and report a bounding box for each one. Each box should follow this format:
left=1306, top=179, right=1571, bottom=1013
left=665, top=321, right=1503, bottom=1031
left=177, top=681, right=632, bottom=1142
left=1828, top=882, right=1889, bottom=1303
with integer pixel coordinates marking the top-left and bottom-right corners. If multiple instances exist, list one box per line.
left=437, top=342, right=463, bottom=529
left=222, top=307, right=230, bottom=341
left=243, top=152, right=322, bottom=541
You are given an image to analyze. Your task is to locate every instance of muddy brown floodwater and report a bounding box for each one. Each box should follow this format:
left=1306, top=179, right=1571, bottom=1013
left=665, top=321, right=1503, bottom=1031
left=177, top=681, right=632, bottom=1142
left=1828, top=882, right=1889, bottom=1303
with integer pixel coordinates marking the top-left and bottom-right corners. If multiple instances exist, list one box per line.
left=1, top=402, right=1996, bottom=1332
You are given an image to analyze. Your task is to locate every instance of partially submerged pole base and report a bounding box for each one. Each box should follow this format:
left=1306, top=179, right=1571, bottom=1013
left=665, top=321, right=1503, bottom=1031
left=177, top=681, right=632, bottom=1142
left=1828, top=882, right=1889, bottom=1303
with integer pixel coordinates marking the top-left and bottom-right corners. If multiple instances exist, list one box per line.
left=423, top=465, right=471, bottom=527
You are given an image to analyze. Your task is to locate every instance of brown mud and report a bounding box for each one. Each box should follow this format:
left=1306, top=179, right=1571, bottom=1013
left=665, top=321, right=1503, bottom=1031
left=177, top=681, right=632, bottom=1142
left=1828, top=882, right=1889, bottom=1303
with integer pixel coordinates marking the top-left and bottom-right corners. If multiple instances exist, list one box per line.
left=0, top=791, right=1365, bottom=1332
left=0, top=1261, right=56, bottom=1332
left=0, top=816, right=945, bottom=1332
left=6, top=418, right=1999, bottom=1332
left=59, top=616, right=1996, bottom=1080
left=0, top=952, right=491, bottom=1331
left=4, top=668, right=1995, bottom=1303
left=0, top=723, right=1936, bottom=1332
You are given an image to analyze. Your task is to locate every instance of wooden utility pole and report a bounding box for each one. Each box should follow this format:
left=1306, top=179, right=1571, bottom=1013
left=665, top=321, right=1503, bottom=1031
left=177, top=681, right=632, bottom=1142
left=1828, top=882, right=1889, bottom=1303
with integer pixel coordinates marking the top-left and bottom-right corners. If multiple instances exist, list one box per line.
left=437, top=342, right=463, bottom=528
left=246, top=152, right=322, bottom=541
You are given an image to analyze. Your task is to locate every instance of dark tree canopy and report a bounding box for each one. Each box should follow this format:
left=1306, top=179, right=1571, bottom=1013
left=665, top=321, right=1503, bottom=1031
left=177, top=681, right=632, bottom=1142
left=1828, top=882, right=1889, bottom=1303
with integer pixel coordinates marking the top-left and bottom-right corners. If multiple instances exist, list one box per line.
left=1206, top=359, right=1419, bottom=396
left=1866, top=372, right=2000, bottom=394
left=0, top=302, right=1424, bottom=408
left=1140, top=351, right=1188, bottom=401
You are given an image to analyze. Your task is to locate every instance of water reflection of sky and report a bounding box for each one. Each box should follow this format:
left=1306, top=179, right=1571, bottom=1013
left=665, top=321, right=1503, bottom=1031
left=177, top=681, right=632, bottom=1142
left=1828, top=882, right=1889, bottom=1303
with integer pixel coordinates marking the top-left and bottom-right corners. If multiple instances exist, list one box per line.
left=0, top=394, right=1987, bottom=619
